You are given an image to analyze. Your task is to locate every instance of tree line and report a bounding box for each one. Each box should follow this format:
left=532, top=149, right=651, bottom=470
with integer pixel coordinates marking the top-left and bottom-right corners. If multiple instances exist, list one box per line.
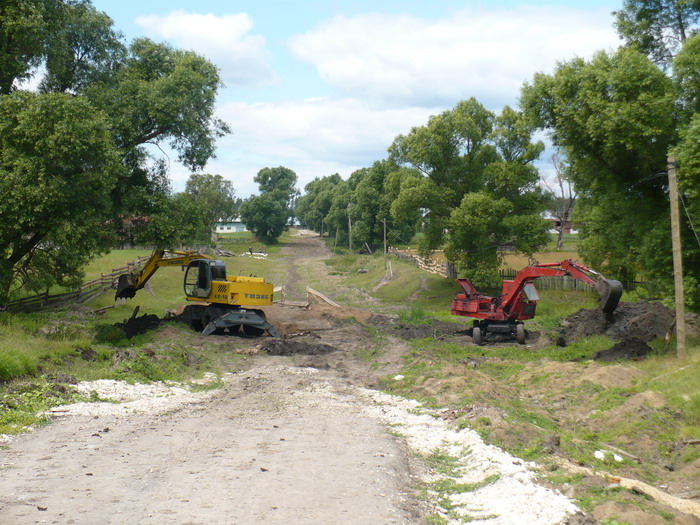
left=296, top=0, right=700, bottom=308
left=1, top=1, right=698, bottom=309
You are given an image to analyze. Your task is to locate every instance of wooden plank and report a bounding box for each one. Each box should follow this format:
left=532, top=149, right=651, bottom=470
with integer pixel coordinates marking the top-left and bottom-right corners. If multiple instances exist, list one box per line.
left=306, top=287, right=340, bottom=307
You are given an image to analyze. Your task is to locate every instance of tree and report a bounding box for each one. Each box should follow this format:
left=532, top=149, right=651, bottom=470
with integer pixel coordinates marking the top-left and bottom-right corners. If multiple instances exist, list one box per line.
left=184, top=173, right=238, bottom=229
left=0, top=0, right=53, bottom=94
left=85, top=38, right=230, bottom=174
left=520, top=46, right=700, bottom=305
left=240, top=194, right=288, bottom=242
left=40, top=1, right=126, bottom=93
left=543, top=153, right=578, bottom=250
left=296, top=173, right=343, bottom=233
left=614, top=0, right=700, bottom=67
left=389, top=99, right=548, bottom=283
left=444, top=193, right=547, bottom=285
left=0, top=91, right=121, bottom=301
left=240, top=167, right=298, bottom=242
left=0, top=1, right=229, bottom=302
left=253, top=166, right=299, bottom=216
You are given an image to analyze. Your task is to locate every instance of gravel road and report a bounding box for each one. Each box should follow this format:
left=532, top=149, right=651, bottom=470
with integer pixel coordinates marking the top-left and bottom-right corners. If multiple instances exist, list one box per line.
left=1, top=364, right=421, bottom=524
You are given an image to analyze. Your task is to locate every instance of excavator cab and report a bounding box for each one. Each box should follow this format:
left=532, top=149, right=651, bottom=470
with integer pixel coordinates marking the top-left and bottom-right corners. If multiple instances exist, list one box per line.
left=183, top=259, right=227, bottom=299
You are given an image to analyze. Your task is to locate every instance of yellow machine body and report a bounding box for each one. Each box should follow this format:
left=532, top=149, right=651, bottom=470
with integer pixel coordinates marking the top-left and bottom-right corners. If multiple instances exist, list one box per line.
left=116, top=249, right=274, bottom=308
left=187, top=275, right=274, bottom=307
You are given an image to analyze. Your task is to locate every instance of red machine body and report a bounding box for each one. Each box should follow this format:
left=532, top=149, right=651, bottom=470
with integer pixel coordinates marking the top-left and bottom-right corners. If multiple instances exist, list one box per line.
left=451, top=260, right=622, bottom=345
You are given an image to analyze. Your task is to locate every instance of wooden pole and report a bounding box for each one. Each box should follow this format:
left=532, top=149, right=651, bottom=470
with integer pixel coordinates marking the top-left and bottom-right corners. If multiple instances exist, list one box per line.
left=667, top=156, right=686, bottom=359
left=383, top=218, right=387, bottom=270
left=348, top=215, right=352, bottom=251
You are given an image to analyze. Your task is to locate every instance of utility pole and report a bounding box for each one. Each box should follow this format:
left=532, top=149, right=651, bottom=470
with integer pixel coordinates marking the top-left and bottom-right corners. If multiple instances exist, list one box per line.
left=348, top=216, right=352, bottom=251
left=667, top=156, right=686, bottom=359
left=383, top=218, right=387, bottom=270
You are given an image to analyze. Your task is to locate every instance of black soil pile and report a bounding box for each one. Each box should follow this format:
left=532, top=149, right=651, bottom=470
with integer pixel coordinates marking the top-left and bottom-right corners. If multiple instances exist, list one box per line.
left=260, top=339, right=337, bottom=356
left=366, top=314, right=468, bottom=339
left=557, top=301, right=674, bottom=347
left=118, top=314, right=162, bottom=338
left=593, top=340, right=654, bottom=361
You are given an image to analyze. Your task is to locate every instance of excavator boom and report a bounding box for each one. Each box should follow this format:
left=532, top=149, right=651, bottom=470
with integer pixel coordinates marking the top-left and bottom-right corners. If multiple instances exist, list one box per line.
left=115, top=249, right=210, bottom=300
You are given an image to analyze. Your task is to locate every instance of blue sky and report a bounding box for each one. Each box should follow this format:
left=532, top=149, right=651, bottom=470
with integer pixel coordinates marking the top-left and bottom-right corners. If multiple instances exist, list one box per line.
left=89, top=0, right=623, bottom=197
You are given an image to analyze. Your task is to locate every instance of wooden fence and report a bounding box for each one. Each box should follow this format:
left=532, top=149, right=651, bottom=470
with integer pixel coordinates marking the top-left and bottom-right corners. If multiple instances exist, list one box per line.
left=2, top=256, right=149, bottom=313
left=391, top=249, right=457, bottom=279
left=390, top=252, right=647, bottom=294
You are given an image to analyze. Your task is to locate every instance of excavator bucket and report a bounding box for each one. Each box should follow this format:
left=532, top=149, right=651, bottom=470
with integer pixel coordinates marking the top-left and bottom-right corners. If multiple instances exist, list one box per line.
left=115, top=273, right=138, bottom=300
left=595, top=278, right=623, bottom=314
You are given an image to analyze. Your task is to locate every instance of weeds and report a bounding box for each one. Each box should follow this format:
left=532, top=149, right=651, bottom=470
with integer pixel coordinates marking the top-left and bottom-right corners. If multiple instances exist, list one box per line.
left=0, top=379, right=87, bottom=434
left=398, top=304, right=431, bottom=325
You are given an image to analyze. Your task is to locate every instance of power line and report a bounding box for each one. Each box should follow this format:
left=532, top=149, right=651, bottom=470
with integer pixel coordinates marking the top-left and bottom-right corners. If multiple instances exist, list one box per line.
left=678, top=192, right=700, bottom=248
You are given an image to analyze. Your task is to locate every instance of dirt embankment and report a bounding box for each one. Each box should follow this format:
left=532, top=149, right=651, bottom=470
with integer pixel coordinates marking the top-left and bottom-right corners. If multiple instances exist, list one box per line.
left=556, top=301, right=676, bottom=359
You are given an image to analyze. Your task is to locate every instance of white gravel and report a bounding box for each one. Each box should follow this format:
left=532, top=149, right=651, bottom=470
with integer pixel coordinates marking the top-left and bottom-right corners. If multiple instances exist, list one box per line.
left=359, top=389, right=579, bottom=524
left=47, top=373, right=228, bottom=418
left=44, top=367, right=576, bottom=524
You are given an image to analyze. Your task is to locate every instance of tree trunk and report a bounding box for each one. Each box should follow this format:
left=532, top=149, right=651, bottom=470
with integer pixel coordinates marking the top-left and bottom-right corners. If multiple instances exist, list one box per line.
left=0, top=259, right=15, bottom=305
left=556, top=227, right=565, bottom=250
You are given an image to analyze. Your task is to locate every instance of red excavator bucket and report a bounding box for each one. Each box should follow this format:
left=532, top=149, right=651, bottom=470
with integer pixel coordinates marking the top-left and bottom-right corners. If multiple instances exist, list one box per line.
left=596, top=279, right=623, bottom=313
left=115, top=273, right=138, bottom=300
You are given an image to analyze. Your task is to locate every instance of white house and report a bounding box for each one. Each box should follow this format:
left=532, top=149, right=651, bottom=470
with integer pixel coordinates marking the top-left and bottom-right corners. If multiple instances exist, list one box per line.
left=215, top=220, right=247, bottom=233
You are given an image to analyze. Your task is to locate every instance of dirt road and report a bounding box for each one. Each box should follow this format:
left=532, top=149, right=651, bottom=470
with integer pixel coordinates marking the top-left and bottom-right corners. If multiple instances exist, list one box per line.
left=0, top=232, right=578, bottom=524
left=1, top=364, right=420, bottom=524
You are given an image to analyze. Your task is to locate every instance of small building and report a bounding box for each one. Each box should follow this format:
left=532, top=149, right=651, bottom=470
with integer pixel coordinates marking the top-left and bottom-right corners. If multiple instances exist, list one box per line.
left=546, top=218, right=577, bottom=235
left=215, top=221, right=247, bottom=233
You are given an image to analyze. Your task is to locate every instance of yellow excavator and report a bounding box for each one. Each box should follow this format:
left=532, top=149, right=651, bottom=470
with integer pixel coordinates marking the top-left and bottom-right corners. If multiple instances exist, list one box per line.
left=115, top=249, right=279, bottom=337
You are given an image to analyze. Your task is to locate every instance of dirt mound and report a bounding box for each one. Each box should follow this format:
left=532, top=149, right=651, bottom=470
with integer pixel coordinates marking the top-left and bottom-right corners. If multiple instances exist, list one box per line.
left=118, top=314, right=162, bottom=338
left=557, top=301, right=674, bottom=347
left=366, top=314, right=467, bottom=339
left=259, top=339, right=337, bottom=356
left=580, top=363, right=643, bottom=389
left=594, top=340, right=654, bottom=361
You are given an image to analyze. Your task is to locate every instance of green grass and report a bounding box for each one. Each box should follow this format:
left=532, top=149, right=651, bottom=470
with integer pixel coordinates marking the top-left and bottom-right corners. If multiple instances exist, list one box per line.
left=0, top=379, right=86, bottom=434
left=81, top=249, right=153, bottom=281
left=544, top=232, right=582, bottom=252
left=0, top=314, right=94, bottom=381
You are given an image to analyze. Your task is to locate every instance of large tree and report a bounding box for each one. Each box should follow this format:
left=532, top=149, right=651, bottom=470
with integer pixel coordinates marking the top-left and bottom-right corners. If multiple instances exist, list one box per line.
left=389, top=99, right=548, bottom=283
left=0, top=91, right=121, bottom=298
left=241, top=166, right=299, bottom=242
left=184, top=173, right=238, bottom=228
left=521, top=46, right=700, bottom=307
left=0, top=0, right=53, bottom=94
left=0, top=1, right=228, bottom=302
left=240, top=194, right=288, bottom=242
left=296, top=173, right=343, bottom=234
left=614, top=0, right=700, bottom=67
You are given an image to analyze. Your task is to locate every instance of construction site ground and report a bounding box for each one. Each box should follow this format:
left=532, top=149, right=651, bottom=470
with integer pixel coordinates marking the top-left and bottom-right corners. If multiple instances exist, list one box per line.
left=1, top=231, right=698, bottom=525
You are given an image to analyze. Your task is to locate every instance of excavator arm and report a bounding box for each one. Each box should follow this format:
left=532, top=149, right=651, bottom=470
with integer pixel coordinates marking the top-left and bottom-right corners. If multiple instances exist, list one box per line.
left=500, top=260, right=622, bottom=315
left=115, top=249, right=211, bottom=300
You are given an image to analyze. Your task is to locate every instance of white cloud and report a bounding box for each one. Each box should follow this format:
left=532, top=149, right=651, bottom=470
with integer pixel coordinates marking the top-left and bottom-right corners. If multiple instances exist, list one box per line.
left=217, top=97, right=436, bottom=163
left=135, top=10, right=277, bottom=86
left=164, top=98, right=439, bottom=197
left=288, top=7, right=620, bottom=106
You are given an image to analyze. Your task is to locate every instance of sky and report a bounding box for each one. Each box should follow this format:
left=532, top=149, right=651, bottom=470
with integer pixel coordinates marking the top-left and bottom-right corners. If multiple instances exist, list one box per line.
left=88, top=0, right=624, bottom=198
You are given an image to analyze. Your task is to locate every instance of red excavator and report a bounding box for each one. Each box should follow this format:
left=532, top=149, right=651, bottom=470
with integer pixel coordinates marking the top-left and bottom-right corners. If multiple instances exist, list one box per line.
left=451, top=260, right=623, bottom=345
